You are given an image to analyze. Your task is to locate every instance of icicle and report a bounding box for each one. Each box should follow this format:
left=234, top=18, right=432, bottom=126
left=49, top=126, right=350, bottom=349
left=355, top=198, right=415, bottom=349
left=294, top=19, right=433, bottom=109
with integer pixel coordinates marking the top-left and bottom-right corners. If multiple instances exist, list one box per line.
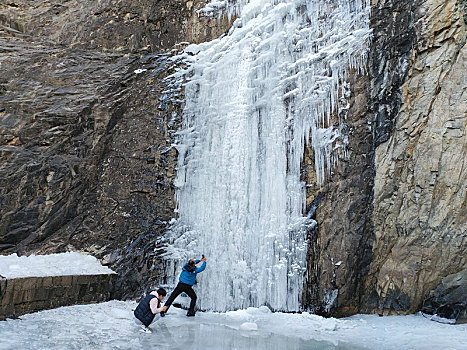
left=161, top=0, right=371, bottom=312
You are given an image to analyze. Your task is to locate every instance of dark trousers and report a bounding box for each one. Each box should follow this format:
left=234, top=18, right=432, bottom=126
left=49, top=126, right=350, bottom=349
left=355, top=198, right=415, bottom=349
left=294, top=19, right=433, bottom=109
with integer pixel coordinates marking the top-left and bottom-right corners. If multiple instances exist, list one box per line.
left=165, top=282, right=197, bottom=313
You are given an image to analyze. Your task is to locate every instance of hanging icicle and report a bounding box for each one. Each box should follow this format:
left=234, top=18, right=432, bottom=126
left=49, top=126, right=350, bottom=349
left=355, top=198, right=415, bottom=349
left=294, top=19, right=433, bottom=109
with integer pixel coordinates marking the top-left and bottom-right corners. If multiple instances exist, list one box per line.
left=161, top=0, right=371, bottom=312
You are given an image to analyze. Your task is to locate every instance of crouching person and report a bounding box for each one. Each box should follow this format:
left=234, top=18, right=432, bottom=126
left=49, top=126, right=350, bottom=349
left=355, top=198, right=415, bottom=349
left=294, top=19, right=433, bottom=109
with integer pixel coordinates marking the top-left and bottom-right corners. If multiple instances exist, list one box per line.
left=134, top=287, right=167, bottom=333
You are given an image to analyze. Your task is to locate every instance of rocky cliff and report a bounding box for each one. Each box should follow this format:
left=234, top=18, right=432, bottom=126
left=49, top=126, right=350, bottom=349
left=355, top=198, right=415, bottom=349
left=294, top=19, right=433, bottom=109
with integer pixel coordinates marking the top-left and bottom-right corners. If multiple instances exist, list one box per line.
left=303, top=0, right=466, bottom=321
left=366, top=0, right=466, bottom=317
left=1, top=0, right=465, bottom=320
left=0, top=0, right=232, bottom=298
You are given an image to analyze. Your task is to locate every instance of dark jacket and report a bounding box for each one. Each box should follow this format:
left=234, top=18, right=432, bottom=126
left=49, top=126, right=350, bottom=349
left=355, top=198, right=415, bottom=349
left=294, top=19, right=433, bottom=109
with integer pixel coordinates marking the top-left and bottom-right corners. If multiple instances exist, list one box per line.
left=134, top=294, right=157, bottom=327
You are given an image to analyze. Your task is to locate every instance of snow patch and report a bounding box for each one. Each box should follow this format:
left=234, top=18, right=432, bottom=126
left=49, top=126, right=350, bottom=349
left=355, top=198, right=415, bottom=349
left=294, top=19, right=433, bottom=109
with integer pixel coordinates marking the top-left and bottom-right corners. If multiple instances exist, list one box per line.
left=0, top=252, right=115, bottom=278
left=240, top=322, right=258, bottom=330
left=258, top=305, right=271, bottom=313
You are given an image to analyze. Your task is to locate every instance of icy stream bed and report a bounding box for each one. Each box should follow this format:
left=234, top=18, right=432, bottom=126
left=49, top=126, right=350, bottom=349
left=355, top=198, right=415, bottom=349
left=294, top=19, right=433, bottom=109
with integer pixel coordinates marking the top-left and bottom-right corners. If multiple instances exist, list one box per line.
left=0, top=301, right=465, bottom=350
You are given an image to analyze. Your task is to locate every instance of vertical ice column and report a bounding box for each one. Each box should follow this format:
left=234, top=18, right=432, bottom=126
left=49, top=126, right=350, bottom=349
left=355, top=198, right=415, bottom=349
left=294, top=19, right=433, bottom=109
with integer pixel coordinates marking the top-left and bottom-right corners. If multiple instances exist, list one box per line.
left=162, top=0, right=371, bottom=312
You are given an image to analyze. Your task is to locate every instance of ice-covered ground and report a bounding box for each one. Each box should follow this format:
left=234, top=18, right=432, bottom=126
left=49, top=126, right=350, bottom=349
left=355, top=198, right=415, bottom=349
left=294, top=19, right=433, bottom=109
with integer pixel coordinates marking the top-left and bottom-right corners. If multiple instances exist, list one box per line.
left=0, top=253, right=115, bottom=278
left=0, top=300, right=465, bottom=350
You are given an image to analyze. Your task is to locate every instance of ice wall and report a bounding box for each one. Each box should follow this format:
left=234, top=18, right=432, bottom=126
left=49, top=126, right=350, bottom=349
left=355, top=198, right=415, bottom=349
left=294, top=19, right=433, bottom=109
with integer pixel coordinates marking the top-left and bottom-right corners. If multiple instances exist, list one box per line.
left=161, top=0, right=371, bottom=312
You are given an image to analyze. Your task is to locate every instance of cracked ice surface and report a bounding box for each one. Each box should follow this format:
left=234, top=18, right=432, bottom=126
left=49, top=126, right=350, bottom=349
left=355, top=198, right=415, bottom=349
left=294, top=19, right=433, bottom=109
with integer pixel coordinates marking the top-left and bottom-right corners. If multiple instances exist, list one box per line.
left=0, top=301, right=466, bottom=350
left=162, top=0, right=371, bottom=312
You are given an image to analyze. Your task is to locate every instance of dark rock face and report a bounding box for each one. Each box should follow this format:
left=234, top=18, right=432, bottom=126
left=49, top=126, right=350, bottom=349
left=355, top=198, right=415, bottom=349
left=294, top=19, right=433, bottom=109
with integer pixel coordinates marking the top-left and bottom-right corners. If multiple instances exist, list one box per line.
left=0, top=36, right=135, bottom=248
left=0, top=30, right=179, bottom=297
left=370, top=0, right=417, bottom=147
left=301, top=70, right=375, bottom=317
left=0, top=0, right=234, bottom=300
left=0, top=0, right=233, bottom=299
left=301, top=0, right=419, bottom=317
left=357, top=0, right=418, bottom=314
left=303, top=0, right=466, bottom=318
left=365, top=0, right=467, bottom=317
left=0, top=0, right=231, bottom=53
left=421, top=268, right=467, bottom=323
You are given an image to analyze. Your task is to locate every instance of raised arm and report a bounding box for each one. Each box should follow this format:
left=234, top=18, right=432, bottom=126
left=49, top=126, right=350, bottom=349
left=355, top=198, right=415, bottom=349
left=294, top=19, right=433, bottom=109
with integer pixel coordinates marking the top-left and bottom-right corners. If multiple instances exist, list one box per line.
left=195, top=260, right=206, bottom=273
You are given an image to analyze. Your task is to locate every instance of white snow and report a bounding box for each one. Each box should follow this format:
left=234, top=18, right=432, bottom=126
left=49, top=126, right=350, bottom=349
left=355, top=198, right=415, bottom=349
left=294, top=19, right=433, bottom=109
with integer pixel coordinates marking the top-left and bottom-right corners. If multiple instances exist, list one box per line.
left=240, top=321, right=258, bottom=330
left=162, top=0, right=371, bottom=313
left=0, top=302, right=465, bottom=350
left=0, top=253, right=115, bottom=279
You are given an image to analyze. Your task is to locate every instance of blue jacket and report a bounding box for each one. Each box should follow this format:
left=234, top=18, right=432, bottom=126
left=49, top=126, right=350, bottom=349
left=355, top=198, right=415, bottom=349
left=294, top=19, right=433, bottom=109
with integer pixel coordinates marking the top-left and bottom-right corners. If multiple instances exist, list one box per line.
left=179, top=260, right=206, bottom=286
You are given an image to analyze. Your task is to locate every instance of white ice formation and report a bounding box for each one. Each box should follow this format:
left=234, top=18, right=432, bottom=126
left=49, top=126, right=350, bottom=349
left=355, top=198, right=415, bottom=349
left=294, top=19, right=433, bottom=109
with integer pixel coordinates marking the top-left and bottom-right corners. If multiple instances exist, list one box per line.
left=161, top=0, right=371, bottom=312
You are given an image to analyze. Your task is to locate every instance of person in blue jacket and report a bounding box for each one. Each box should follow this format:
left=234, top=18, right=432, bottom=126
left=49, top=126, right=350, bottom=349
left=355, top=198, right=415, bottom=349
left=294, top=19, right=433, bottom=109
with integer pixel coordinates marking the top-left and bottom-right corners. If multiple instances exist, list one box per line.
left=162, top=255, right=206, bottom=316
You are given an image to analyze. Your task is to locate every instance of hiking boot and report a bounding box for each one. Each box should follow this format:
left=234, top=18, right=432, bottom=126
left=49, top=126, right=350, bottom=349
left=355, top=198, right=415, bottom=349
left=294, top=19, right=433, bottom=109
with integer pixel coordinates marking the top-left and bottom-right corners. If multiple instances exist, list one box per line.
left=186, top=311, right=196, bottom=317
left=160, top=311, right=165, bottom=317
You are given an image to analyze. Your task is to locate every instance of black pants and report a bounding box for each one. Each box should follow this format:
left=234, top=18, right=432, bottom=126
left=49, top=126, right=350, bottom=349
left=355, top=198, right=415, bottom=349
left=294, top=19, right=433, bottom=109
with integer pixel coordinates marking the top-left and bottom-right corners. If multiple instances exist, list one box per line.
left=165, top=282, right=197, bottom=314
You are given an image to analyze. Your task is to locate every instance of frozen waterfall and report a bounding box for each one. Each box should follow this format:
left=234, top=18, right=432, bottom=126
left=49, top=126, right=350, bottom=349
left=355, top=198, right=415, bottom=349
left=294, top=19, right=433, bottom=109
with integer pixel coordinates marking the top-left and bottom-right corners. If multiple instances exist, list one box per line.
left=160, top=0, right=371, bottom=312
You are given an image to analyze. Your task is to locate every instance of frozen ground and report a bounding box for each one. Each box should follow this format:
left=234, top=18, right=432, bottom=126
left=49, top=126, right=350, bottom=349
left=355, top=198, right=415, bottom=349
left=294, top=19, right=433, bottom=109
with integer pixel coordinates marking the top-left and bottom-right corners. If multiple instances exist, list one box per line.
left=0, top=253, right=115, bottom=278
left=0, top=300, right=465, bottom=350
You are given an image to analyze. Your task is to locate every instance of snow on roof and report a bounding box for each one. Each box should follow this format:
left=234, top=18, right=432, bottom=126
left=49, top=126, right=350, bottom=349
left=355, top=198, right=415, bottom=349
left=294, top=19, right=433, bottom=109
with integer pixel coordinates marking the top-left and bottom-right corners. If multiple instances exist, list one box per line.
left=0, top=252, right=116, bottom=279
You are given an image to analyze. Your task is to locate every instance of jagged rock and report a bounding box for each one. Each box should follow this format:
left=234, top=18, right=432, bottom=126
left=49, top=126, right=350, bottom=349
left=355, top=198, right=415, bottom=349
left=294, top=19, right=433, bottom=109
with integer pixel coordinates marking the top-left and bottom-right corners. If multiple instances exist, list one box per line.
left=302, top=70, right=375, bottom=317
left=365, top=0, right=467, bottom=315
left=304, top=0, right=466, bottom=318
left=0, top=31, right=178, bottom=297
left=0, top=0, right=233, bottom=299
left=0, top=0, right=232, bottom=53
left=421, top=268, right=467, bottom=323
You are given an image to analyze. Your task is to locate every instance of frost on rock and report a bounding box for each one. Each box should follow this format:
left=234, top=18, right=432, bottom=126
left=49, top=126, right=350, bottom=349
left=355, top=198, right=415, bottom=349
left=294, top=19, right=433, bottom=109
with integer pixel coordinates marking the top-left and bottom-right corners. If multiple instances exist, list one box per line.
left=161, top=0, right=371, bottom=312
left=324, top=289, right=339, bottom=313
